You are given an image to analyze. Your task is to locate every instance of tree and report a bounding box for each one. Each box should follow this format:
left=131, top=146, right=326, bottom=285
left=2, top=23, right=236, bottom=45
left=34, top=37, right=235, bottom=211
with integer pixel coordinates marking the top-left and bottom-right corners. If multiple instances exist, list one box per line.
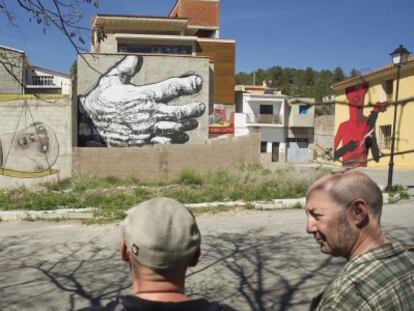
left=304, top=67, right=315, bottom=86
left=0, top=1, right=102, bottom=54
left=349, top=68, right=361, bottom=78
left=0, top=0, right=103, bottom=91
left=333, top=67, right=345, bottom=83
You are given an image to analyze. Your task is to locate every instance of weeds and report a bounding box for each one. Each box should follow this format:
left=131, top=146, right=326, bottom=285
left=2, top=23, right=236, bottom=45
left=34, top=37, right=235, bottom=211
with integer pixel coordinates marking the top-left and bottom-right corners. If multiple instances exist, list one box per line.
left=176, top=169, right=203, bottom=186
left=389, top=185, right=410, bottom=200
left=0, top=166, right=332, bottom=222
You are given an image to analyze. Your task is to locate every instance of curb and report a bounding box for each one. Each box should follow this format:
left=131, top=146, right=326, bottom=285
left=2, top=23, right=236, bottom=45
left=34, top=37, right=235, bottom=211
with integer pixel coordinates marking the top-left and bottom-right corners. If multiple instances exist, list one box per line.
left=0, top=208, right=95, bottom=222
left=0, top=193, right=396, bottom=222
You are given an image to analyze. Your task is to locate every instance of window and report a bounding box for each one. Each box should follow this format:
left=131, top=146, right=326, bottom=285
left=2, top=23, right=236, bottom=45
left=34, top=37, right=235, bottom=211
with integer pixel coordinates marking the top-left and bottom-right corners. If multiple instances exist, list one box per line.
left=118, top=43, right=192, bottom=55
left=260, top=141, right=267, bottom=153
left=31, top=75, right=54, bottom=86
left=299, top=105, right=310, bottom=115
left=379, top=125, right=392, bottom=149
left=260, top=105, right=273, bottom=114
left=382, top=80, right=394, bottom=96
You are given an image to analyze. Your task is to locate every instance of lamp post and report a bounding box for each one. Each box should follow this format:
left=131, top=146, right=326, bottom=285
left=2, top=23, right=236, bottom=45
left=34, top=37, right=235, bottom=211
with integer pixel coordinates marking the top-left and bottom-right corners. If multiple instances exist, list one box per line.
left=385, top=44, right=410, bottom=192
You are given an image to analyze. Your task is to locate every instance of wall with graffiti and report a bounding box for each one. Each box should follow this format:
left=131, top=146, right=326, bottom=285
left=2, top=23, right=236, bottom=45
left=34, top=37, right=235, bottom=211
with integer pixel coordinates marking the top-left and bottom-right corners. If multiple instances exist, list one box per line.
left=76, top=54, right=210, bottom=147
left=0, top=98, right=72, bottom=187
left=208, top=104, right=234, bottom=135
left=334, top=84, right=387, bottom=167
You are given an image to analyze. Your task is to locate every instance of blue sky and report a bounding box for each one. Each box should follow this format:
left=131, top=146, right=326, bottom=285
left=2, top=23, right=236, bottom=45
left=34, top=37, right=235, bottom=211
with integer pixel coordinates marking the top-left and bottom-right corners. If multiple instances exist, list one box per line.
left=1, top=0, right=414, bottom=75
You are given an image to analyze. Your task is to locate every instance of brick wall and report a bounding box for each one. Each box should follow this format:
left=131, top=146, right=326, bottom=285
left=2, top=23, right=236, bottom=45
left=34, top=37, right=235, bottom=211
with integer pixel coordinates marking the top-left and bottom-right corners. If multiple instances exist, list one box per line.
left=170, top=0, right=219, bottom=27
left=73, top=133, right=260, bottom=181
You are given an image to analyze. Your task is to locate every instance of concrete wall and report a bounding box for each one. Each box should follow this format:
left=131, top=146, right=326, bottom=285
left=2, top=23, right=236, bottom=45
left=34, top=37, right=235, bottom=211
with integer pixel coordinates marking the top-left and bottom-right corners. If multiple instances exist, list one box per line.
left=314, top=115, right=334, bottom=152
left=95, top=34, right=117, bottom=54
left=73, top=133, right=260, bottom=181
left=287, top=101, right=315, bottom=128
left=76, top=53, right=210, bottom=147
left=0, top=48, right=24, bottom=94
left=0, top=98, right=72, bottom=188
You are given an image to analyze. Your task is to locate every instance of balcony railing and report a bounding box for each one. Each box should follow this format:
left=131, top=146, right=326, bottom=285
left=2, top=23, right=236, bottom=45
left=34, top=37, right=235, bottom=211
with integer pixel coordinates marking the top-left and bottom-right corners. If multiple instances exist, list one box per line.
left=246, top=113, right=282, bottom=125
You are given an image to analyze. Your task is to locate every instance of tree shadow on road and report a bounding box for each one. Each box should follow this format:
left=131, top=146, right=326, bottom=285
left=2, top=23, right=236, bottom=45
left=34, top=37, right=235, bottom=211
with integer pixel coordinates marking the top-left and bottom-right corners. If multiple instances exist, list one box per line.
left=0, top=224, right=413, bottom=311
left=187, top=229, right=342, bottom=311
left=0, top=234, right=130, bottom=311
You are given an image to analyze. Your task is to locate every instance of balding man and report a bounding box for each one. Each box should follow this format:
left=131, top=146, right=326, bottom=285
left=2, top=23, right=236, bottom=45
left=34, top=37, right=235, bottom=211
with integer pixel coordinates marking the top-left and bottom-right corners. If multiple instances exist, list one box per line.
left=305, top=171, right=414, bottom=311
left=79, top=197, right=235, bottom=311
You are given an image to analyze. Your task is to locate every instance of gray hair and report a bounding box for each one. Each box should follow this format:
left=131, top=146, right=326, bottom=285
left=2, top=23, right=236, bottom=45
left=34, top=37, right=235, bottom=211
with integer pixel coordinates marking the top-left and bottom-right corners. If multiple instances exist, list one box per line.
left=307, top=171, right=383, bottom=216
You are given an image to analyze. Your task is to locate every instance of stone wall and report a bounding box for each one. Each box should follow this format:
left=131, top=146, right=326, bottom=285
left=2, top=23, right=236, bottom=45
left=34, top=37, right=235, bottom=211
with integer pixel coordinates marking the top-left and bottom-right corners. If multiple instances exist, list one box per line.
left=314, top=115, right=334, bottom=152
left=73, top=133, right=260, bottom=181
left=0, top=98, right=72, bottom=188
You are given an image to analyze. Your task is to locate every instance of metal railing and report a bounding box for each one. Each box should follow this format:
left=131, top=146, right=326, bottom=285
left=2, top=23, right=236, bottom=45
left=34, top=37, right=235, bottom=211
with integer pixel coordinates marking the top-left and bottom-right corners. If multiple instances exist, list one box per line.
left=246, top=113, right=282, bottom=124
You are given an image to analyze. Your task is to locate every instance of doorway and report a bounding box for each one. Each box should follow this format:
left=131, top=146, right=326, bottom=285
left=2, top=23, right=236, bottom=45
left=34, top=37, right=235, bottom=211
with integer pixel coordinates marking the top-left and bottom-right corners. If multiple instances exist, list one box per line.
left=272, top=143, right=279, bottom=162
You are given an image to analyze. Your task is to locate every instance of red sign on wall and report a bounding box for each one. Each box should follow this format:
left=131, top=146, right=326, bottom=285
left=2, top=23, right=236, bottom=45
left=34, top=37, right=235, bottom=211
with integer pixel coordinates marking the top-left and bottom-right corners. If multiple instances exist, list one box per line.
left=209, top=106, right=234, bottom=135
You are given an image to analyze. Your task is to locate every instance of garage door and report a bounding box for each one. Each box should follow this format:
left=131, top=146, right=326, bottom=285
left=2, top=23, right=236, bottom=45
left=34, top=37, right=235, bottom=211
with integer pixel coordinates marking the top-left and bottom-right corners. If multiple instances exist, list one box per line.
left=287, top=138, right=309, bottom=163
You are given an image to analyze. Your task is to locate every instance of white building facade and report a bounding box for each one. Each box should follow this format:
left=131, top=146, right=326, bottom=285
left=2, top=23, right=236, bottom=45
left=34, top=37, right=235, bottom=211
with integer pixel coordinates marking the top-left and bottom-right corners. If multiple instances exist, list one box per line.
left=235, top=88, right=315, bottom=163
left=25, top=66, right=72, bottom=96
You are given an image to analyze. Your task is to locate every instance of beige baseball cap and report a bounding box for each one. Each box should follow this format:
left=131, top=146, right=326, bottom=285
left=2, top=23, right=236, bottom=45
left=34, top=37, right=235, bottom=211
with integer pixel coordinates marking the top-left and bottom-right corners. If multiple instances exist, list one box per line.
left=121, top=197, right=201, bottom=270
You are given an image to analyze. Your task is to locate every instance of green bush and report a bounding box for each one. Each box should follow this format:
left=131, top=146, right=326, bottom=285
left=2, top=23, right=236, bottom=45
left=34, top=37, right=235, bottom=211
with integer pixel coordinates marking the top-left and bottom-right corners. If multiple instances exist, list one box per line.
left=389, top=185, right=410, bottom=200
left=176, top=169, right=204, bottom=186
left=42, top=178, right=72, bottom=191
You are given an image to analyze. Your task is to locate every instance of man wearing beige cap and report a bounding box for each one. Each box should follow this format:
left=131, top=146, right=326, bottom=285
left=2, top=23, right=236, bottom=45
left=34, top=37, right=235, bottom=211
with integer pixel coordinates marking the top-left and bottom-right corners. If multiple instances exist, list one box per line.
left=80, top=197, right=234, bottom=311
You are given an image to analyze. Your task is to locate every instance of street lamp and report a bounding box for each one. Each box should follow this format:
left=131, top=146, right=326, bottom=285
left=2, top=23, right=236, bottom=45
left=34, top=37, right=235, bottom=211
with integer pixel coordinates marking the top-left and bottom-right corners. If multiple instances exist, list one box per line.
left=385, top=44, right=410, bottom=192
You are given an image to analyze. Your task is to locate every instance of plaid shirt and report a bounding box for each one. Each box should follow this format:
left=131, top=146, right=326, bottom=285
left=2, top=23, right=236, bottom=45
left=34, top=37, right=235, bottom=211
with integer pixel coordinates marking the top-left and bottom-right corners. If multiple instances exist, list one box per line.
left=311, top=242, right=414, bottom=311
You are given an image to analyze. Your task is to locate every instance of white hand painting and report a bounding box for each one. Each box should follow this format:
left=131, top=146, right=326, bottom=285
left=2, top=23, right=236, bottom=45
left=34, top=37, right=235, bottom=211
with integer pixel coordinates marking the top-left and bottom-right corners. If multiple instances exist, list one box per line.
left=79, top=55, right=206, bottom=147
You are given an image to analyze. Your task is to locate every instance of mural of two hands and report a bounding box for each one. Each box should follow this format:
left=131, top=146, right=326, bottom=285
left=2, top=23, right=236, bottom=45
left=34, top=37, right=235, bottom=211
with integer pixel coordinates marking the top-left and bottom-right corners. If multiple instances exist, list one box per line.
left=79, top=56, right=206, bottom=147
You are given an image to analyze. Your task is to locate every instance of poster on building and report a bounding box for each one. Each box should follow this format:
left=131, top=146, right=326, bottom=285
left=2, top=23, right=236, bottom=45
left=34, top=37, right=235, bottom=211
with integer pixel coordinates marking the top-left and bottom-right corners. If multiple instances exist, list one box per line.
left=208, top=104, right=234, bottom=135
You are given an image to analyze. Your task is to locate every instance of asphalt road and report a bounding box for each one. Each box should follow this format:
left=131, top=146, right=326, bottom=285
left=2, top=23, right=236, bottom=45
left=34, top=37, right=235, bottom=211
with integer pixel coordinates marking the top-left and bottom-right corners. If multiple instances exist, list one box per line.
left=1, top=198, right=413, bottom=311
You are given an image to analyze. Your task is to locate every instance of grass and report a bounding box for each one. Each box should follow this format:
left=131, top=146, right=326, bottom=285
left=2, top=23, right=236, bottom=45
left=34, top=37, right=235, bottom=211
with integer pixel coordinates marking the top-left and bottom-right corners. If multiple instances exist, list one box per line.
left=0, top=165, right=332, bottom=222
left=389, top=184, right=410, bottom=200
left=0, top=94, right=67, bottom=102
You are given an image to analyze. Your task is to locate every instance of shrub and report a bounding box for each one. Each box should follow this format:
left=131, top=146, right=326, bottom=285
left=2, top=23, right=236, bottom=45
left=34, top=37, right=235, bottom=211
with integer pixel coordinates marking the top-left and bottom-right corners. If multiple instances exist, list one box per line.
left=176, top=169, right=203, bottom=186
left=389, top=185, right=410, bottom=200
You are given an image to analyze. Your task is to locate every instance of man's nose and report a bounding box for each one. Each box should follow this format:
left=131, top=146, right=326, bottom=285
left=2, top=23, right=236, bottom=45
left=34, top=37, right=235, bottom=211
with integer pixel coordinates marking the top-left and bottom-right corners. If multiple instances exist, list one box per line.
left=306, top=217, right=317, bottom=234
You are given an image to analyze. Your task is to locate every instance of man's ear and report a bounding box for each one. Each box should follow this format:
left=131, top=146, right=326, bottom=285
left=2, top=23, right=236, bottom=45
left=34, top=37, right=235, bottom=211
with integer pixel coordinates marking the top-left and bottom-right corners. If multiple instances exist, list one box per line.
left=120, top=239, right=130, bottom=263
left=349, top=199, right=369, bottom=228
left=189, top=247, right=201, bottom=267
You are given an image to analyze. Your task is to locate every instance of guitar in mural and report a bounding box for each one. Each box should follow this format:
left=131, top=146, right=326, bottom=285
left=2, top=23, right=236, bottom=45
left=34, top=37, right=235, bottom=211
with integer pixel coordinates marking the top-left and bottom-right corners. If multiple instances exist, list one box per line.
left=334, top=84, right=386, bottom=167
left=0, top=122, right=59, bottom=178
left=79, top=55, right=206, bottom=147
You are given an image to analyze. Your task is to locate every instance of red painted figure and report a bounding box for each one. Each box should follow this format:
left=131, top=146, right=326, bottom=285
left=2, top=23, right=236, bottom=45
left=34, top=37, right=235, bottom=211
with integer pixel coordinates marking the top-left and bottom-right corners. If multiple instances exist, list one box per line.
left=334, top=84, right=387, bottom=167
left=334, top=84, right=369, bottom=166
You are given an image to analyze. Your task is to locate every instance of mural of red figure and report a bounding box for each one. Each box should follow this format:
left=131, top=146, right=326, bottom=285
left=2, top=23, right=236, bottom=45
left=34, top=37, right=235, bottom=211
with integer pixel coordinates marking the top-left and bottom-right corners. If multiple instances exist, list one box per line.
left=334, top=84, right=386, bottom=167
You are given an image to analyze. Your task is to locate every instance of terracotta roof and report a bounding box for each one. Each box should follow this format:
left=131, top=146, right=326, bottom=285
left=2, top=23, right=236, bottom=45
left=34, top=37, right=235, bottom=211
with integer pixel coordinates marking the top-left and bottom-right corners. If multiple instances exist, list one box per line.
left=95, top=13, right=187, bottom=20
left=332, top=56, right=414, bottom=90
